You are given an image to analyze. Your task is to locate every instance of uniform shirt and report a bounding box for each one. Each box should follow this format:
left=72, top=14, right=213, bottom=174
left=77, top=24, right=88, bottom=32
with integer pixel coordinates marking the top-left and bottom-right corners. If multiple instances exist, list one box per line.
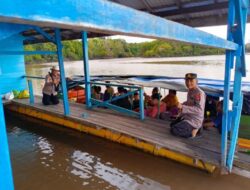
left=181, top=87, right=206, bottom=129
left=42, top=73, right=60, bottom=96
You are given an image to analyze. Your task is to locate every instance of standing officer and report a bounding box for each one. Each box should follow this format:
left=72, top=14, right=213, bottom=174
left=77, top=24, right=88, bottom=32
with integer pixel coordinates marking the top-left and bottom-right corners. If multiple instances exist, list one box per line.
left=170, top=73, right=206, bottom=138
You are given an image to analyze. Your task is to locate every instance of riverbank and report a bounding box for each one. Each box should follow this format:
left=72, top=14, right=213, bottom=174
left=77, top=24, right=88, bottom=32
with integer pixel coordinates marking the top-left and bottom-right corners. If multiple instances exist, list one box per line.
left=24, top=39, right=225, bottom=64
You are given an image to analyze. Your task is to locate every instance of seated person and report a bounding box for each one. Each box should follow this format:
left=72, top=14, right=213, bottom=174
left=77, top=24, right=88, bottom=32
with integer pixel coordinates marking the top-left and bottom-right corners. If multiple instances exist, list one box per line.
left=203, top=100, right=223, bottom=134
left=144, top=87, right=162, bottom=107
left=95, top=86, right=103, bottom=100
left=152, top=87, right=160, bottom=96
left=145, top=94, right=166, bottom=119
left=91, top=85, right=98, bottom=99
left=162, top=89, right=179, bottom=113
left=132, top=92, right=140, bottom=111
left=113, top=88, right=131, bottom=109
left=42, top=66, right=60, bottom=105
left=160, top=90, right=179, bottom=120
left=170, top=73, right=206, bottom=138
left=116, top=86, right=124, bottom=96
left=103, top=81, right=114, bottom=101
left=204, top=95, right=219, bottom=119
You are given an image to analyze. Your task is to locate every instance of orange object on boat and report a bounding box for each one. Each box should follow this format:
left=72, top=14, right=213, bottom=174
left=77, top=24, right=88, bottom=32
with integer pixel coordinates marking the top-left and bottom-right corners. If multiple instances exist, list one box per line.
left=238, top=138, right=250, bottom=150
left=68, top=90, right=78, bottom=99
left=76, top=96, right=86, bottom=104
left=68, top=87, right=86, bottom=104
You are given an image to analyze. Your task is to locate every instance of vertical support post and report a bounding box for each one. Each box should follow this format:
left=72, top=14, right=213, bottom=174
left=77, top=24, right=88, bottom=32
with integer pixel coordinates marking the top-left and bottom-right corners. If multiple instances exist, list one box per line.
left=82, top=31, right=91, bottom=108
left=139, top=87, right=144, bottom=120
left=226, top=54, right=244, bottom=171
left=0, top=98, right=14, bottom=190
left=221, top=51, right=233, bottom=168
left=55, top=28, right=70, bottom=116
left=226, top=0, right=248, bottom=172
left=221, top=0, right=235, bottom=169
left=28, top=80, right=34, bottom=104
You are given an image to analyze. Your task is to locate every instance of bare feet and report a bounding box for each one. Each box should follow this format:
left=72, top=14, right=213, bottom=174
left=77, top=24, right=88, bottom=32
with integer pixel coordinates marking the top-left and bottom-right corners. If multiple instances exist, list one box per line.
left=192, top=128, right=199, bottom=137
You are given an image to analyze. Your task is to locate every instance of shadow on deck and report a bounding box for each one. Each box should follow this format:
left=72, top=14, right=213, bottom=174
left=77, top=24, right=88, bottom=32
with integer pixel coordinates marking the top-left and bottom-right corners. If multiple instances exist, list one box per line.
left=6, top=97, right=223, bottom=172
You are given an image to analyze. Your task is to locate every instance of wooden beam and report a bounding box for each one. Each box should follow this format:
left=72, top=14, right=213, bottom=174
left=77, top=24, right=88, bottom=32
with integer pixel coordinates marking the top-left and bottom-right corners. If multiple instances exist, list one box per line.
left=141, top=0, right=153, bottom=13
left=175, top=0, right=182, bottom=9
left=155, top=1, right=228, bottom=17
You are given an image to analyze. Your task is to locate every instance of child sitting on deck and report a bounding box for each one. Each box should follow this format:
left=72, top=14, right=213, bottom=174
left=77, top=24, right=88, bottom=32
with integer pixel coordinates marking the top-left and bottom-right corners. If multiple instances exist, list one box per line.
left=145, top=94, right=166, bottom=119
left=203, top=100, right=223, bottom=134
left=103, top=81, right=114, bottom=101
left=204, top=95, right=219, bottom=120
left=132, top=92, right=140, bottom=111
left=144, top=87, right=162, bottom=107
left=95, top=86, right=103, bottom=100
left=162, top=90, right=179, bottom=111
left=113, top=88, right=132, bottom=110
left=160, top=90, right=179, bottom=120
left=91, top=86, right=98, bottom=99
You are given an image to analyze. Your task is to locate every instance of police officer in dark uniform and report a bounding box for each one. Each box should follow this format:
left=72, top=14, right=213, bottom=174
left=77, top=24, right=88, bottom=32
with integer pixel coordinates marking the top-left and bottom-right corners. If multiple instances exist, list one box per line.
left=170, top=73, right=206, bottom=138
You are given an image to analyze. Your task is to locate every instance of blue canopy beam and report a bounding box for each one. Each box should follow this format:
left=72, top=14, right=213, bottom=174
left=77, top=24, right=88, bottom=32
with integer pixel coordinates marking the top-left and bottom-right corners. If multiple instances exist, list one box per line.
left=0, top=0, right=238, bottom=50
left=33, top=26, right=56, bottom=44
left=0, top=51, right=57, bottom=55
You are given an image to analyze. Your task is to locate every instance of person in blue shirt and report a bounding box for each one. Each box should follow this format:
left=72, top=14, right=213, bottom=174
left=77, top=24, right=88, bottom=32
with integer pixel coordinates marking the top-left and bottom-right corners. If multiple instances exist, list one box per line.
left=203, top=100, right=223, bottom=134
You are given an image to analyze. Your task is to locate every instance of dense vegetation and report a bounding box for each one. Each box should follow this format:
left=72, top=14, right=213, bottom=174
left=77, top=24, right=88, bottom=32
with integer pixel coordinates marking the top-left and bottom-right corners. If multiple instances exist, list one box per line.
left=24, top=38, right=227, bottom=64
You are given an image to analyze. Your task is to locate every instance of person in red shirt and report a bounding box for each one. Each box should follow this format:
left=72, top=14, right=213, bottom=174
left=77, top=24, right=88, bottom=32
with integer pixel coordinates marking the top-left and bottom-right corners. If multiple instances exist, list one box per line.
left=145, top=93, right=166, bottom=119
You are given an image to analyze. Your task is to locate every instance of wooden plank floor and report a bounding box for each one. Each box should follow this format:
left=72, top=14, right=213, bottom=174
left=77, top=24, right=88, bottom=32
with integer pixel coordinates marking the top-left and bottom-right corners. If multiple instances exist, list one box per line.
left=9, top=97, right=222, bottom=167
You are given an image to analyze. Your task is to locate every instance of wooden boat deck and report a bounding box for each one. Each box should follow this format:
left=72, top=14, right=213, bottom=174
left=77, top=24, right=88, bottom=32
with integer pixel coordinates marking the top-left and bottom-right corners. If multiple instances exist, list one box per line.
left=7, top=97, right=222, bottom=168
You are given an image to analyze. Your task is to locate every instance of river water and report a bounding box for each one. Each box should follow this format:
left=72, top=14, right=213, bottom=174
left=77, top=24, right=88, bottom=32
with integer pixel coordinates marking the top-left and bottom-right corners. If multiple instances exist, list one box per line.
left=26, top=55, right=250, bottom=102
left=8, top=55, right=250, bottom=189
left=7, top=112, right=250, bottom=190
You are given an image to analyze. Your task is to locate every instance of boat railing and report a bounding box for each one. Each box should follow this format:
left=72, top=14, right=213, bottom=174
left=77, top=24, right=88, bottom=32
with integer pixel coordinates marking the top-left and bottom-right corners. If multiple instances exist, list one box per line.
left=89, top=81, right=145, bottom=120
left=24, top=75, right=45, bottom=105
left=24, top=76, right=145, bottom=120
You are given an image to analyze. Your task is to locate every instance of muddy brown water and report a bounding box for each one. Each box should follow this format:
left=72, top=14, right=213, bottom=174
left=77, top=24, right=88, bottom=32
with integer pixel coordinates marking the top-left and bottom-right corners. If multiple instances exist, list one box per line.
left=7, top=111, right=250, bottom=190
left=26, top=55, right=250, bottom=103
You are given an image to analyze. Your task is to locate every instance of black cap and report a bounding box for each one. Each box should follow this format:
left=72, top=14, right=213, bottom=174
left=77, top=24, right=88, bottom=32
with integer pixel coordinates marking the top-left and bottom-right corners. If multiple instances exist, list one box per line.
left=185, top=73, right=197, bottom=80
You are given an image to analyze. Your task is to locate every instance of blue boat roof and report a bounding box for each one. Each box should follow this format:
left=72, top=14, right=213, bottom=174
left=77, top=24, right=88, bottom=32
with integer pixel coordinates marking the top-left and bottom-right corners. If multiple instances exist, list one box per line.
left=0, top=0, right=248, bottom=43
left=71, top=75, right=250, bottom=97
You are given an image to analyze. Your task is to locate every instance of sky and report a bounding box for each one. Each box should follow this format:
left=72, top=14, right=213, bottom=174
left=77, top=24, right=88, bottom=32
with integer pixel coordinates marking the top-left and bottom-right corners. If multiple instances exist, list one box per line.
left=111, top=24, right=250, bottom=44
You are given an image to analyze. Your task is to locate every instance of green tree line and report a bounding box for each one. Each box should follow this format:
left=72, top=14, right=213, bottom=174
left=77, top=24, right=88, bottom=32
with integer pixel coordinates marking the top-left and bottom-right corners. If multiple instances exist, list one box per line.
left=24, top=38, right=226, bottom=64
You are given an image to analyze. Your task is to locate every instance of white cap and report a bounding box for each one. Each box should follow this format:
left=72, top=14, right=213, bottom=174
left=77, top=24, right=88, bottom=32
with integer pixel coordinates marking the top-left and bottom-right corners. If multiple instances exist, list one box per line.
left=50, top=65, right=60, bottom=71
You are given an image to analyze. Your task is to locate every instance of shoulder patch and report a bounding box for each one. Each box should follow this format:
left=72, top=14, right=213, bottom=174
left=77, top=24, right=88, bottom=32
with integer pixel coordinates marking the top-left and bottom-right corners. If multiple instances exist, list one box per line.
left=194, top=93, right=201, bottom=101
